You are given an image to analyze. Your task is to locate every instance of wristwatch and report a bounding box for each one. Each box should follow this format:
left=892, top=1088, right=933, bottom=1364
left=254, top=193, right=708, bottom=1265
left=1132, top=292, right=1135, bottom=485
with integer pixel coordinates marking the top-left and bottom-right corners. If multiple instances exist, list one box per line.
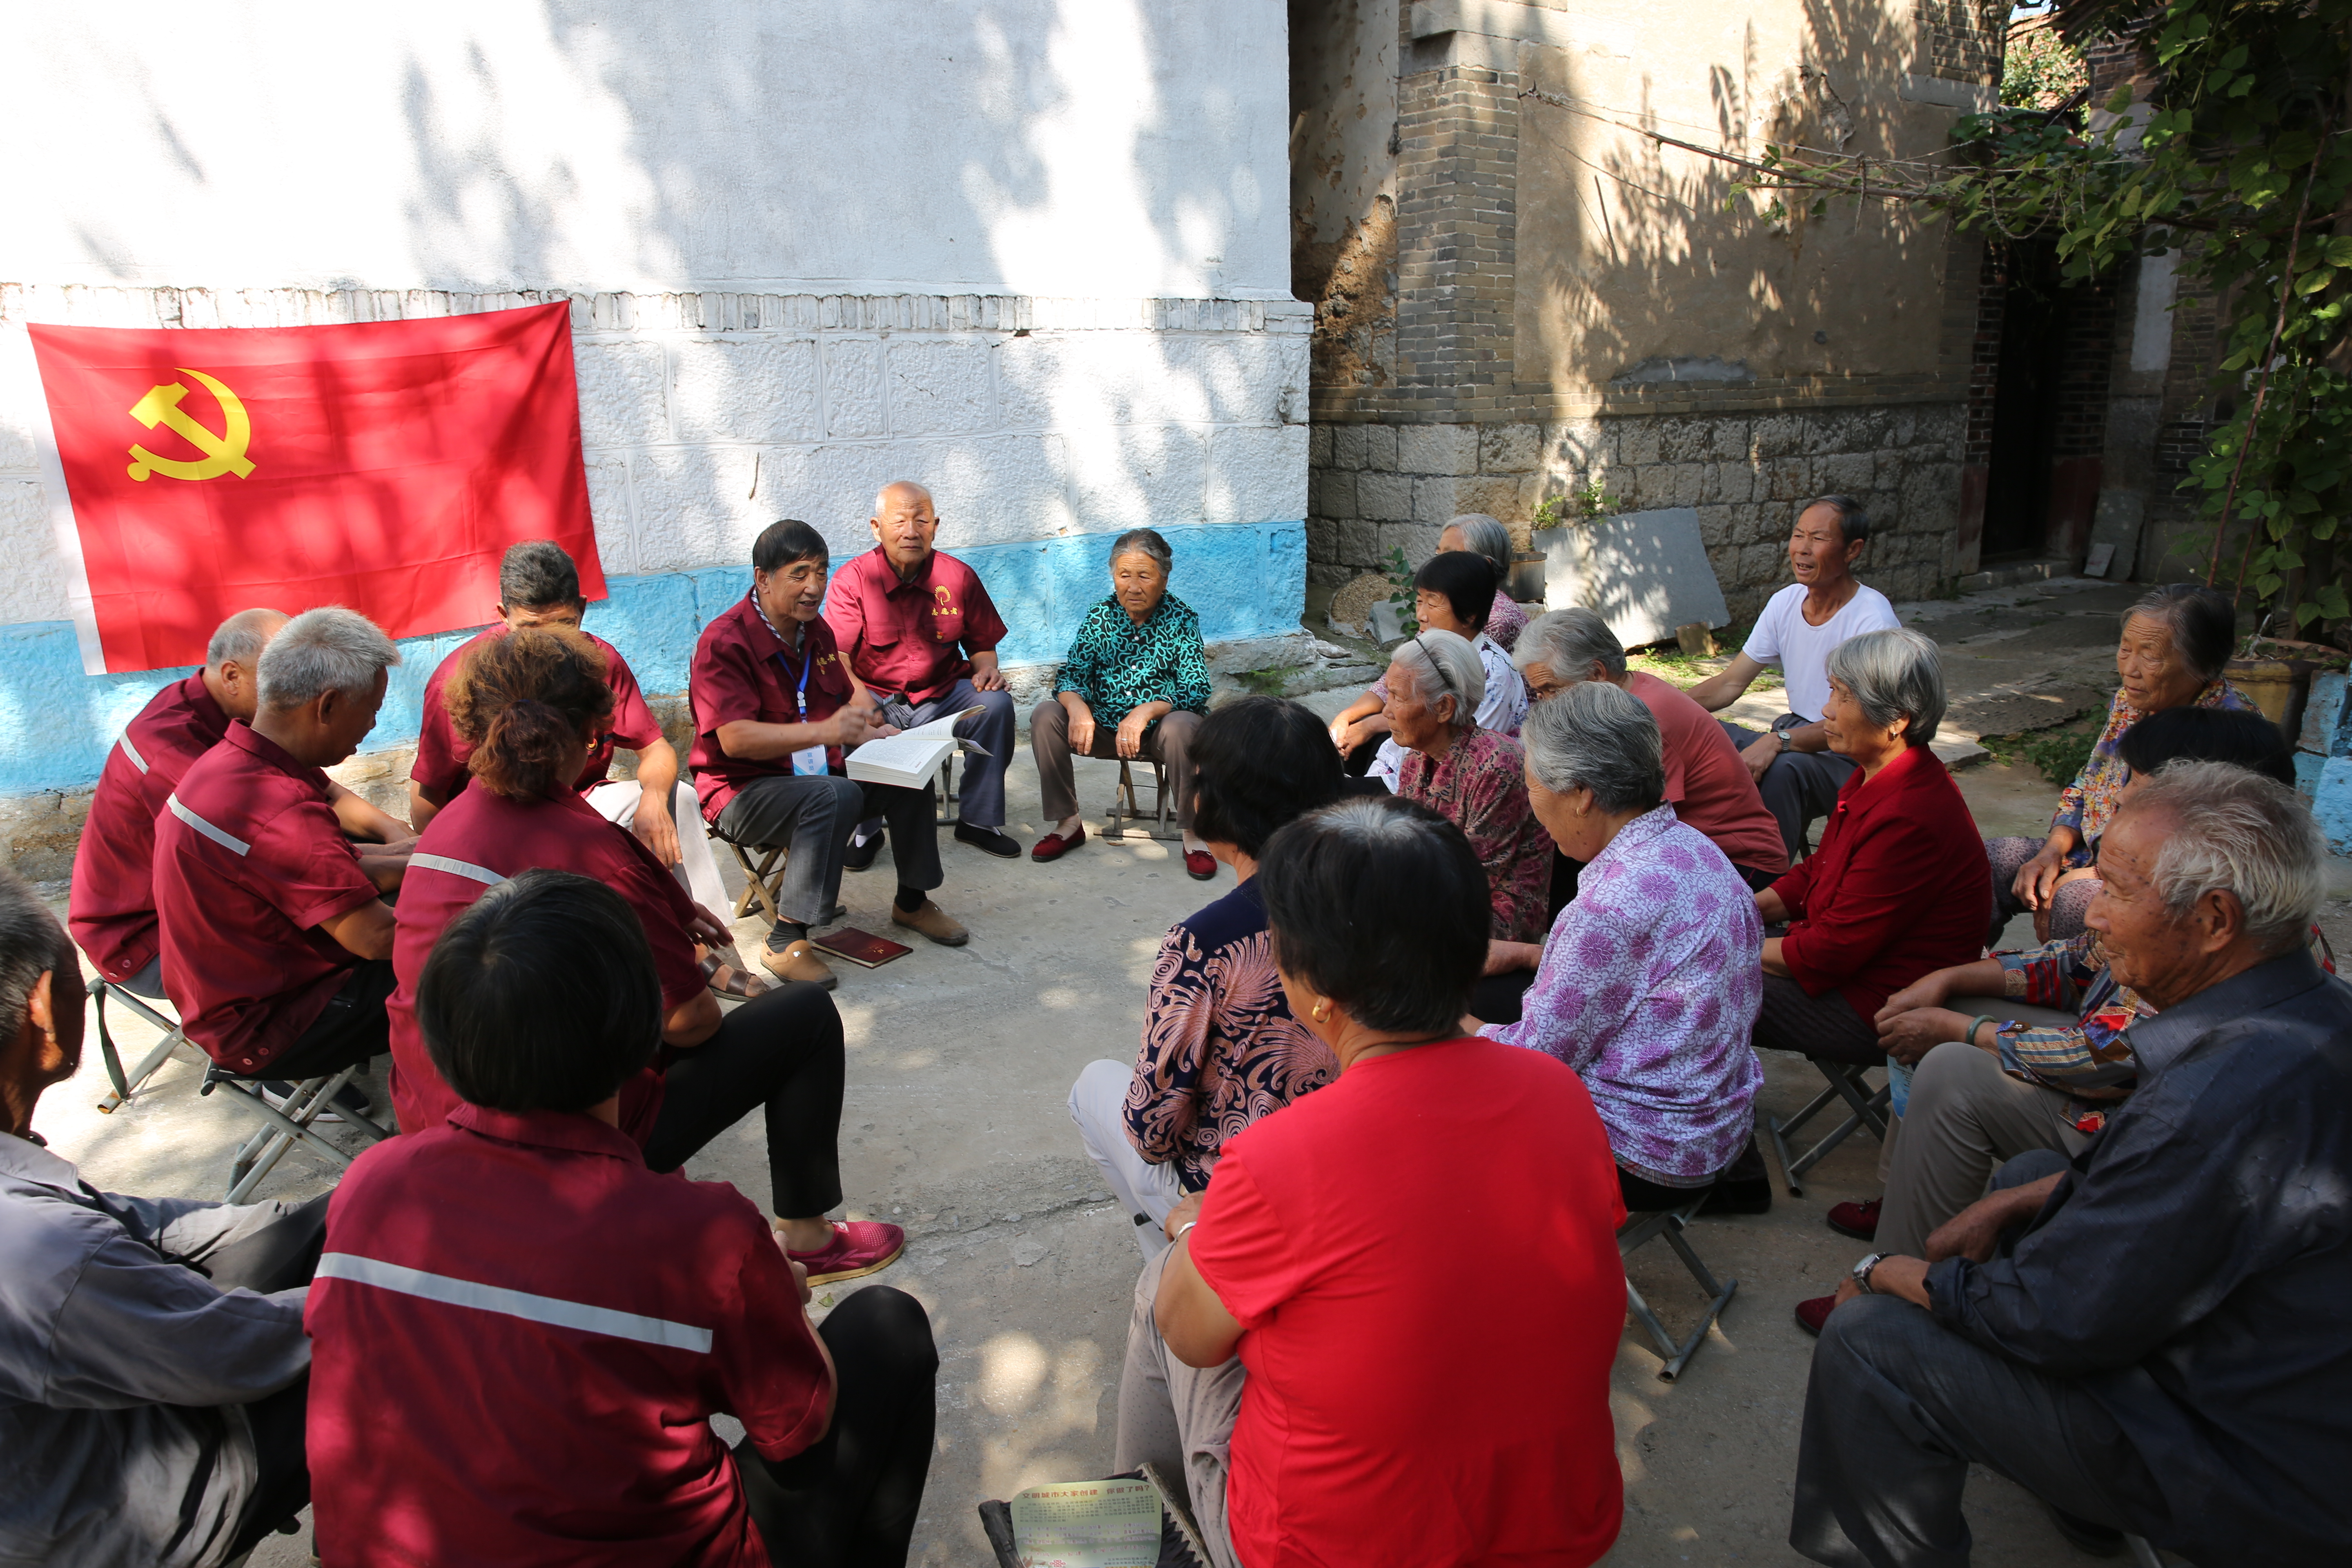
left=1851, top=1252, right=1887, bottom=1294
left=1777, top=729, right=1794, bottom=754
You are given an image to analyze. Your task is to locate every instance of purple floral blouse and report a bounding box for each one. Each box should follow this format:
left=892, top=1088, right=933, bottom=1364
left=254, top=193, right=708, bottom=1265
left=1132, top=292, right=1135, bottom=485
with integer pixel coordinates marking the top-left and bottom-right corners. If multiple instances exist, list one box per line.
left=1396, top=725, right=1552, bottom=943
left=1123, top=878, right=1339, bottom=1191
left=1481, top=805, right=1765, bottom=1187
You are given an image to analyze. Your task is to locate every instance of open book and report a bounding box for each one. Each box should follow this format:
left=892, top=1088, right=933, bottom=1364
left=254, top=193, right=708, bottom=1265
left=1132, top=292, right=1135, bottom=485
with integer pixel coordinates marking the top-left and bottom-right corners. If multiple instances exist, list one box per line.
left=844, top=706, right=986, bottom=792
left=975, top=1466, right=1208, bottom=1568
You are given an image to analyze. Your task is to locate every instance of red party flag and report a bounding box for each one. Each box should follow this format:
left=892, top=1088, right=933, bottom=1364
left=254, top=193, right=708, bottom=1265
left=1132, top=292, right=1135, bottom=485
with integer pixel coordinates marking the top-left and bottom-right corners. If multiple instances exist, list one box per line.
left=28, top=302, right=599, bottom=673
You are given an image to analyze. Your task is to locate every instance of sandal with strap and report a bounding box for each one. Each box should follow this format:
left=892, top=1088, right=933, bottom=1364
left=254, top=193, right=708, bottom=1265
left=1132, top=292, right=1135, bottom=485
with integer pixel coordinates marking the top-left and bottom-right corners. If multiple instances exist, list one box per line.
left=700, top=953, right=772, bottom=1000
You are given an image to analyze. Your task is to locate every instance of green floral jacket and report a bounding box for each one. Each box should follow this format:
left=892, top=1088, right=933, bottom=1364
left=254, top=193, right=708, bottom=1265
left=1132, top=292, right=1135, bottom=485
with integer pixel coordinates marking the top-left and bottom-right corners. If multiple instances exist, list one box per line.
left=1054, top=594, right=1212, bottom=726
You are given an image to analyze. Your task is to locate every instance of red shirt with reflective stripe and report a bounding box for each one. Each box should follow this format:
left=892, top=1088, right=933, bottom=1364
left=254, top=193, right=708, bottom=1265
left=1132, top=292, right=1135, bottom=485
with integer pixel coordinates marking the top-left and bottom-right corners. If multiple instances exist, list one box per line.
left=687, top=596, right=855, bottom=821
left=822, top=546, right=1007, bottom=704
left=68, top=673, right=229, bottom=982
left=306, top=1104, right=832, bottom=1568
left=151, top=723, right=381, bottom=1073
left=410, top=626, right=666, bottom=802
left=387, top=787, right=706, bottom=1139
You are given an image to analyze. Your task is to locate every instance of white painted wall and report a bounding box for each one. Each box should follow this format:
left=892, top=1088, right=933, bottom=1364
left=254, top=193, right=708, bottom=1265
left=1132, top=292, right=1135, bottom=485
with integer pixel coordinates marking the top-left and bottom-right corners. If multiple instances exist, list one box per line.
left=0, top=2, right=1306, bottom=639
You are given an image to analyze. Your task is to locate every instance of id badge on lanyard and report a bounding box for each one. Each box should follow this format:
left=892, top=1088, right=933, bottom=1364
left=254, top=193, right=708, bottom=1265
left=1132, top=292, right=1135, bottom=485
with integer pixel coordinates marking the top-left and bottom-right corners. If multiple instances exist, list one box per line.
left=780, top=646, right=829, bottom=776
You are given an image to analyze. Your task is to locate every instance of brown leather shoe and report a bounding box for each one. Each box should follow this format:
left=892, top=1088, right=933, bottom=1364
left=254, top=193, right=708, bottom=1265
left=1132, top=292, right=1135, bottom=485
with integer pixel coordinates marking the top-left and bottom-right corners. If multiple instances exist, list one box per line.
left=759, top=939, right=839, bottom=990
left=891, top=899, right=969, bottom=947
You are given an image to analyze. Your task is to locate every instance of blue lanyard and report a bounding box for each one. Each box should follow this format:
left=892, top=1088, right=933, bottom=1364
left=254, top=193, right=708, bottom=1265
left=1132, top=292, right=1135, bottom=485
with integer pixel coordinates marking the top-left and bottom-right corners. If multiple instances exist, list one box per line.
left=775, top=639, right=813, bottom=720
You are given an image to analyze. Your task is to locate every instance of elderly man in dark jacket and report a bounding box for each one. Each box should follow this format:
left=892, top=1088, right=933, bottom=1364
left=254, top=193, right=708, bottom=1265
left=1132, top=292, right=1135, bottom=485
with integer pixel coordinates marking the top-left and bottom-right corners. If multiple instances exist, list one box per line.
left=1791, top=760, right=2352, bottom=1568
left=0, top=869, right=325, bottom=1567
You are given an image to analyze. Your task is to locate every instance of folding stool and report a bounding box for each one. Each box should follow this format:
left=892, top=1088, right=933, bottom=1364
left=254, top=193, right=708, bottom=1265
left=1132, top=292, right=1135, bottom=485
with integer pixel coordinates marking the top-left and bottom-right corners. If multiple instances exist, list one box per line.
left=1766, top=1060, right=1890, bottom=1197
left=1103, top=758, right=1177, bottom=842
left=200, top=1060, right=391, bottom=1204
left=707, top=817, right=789, bottom=926
left=1617, top=1190, right=1738, bottom=1381
left=86, top=976, right=194, bottom=1113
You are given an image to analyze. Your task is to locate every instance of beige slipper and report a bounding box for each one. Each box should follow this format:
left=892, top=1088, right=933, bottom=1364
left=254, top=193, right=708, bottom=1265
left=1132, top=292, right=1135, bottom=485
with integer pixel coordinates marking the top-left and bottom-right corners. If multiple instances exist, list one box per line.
left=759, top=939, right=839, bottom=990
left=890, top=898, right=969, bottom=947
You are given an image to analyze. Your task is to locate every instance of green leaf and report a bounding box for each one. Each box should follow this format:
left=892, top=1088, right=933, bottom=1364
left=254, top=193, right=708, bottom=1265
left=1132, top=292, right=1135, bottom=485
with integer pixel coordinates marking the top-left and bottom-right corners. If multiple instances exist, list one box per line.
left=2105, top=84, right=2135, bottom=114
left=2256, top=573, right=2285, bottom=596
left=2317, top=585, right=2352, bottom=619
left=2299, top=268, right=2336, bottom=295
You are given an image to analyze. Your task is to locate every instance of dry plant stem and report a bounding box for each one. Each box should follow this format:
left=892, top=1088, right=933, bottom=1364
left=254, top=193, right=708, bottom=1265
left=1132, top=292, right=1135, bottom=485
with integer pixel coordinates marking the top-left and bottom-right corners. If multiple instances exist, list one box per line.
left=2214, top=115, right=2336, bottom=596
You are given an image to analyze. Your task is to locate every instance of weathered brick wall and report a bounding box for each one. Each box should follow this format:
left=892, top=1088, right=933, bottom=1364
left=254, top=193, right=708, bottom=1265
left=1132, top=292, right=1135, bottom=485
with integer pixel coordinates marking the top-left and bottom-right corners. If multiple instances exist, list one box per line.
left=1309, top=405, right=1964, bottom=622
left=1917, top=0, right=2008, bottom=84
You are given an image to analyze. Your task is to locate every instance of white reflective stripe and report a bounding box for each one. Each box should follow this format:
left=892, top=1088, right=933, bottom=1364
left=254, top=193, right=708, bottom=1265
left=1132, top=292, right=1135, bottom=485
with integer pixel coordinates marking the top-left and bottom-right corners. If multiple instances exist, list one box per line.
left=410, top=853, right=505, bottom=887
left=165, top=794, right=249, bottom=856
left=117, top=733, right=149, bottom=775
left=316, top=1253, right=713, bottom=1353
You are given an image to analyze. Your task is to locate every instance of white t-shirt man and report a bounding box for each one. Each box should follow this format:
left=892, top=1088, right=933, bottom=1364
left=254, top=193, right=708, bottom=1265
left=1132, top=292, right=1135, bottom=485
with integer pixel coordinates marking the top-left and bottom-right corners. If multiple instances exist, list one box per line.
left=1742, top=581, right=1901, bottom=722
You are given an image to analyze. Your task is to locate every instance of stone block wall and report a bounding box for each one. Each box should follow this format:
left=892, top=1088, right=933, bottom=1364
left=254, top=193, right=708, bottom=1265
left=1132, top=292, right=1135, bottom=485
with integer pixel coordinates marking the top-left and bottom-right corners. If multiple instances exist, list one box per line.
left=1308, top=405, right=1965, bottom=623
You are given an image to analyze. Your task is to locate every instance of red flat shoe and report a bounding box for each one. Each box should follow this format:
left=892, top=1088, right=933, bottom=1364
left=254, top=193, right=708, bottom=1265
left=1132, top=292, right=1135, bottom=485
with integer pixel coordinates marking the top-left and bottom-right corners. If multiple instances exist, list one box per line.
left=1793, top=1294, right=1838, bottom=1336
left=1031, top=825, right=1086, bottom=862
left=787, top=1220, right=907, bottom=1285
left=1184, top=849, right=1216, bottom=881
left=1826, top=1198, right=1880, bottom=1241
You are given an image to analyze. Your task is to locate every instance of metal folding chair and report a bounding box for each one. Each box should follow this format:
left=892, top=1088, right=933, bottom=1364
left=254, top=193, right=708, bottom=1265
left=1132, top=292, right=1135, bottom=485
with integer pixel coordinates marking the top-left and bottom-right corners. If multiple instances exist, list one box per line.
left=935, top=755, right=959, bottom=826
left=86, top=976, right=193, bottom=1113
left=1767, top=1060, right=1890, bottom=1197
left=199, top=1060, right=391, bottom=1203
left=1104, top=758, right=1179, bottom=842
left=1618, top=1190, right=1738, bottom=1381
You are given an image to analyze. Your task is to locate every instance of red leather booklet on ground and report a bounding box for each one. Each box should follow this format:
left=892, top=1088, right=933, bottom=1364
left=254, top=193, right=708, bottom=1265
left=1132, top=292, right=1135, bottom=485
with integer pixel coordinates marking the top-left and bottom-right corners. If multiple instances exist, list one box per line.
left=812, top=928, right=913, bottom=968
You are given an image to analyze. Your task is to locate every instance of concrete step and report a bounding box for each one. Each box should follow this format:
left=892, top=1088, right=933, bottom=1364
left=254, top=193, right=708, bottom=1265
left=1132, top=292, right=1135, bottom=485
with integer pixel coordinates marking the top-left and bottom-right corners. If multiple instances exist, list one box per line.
left=1955, top=557, right=2070, bottom=593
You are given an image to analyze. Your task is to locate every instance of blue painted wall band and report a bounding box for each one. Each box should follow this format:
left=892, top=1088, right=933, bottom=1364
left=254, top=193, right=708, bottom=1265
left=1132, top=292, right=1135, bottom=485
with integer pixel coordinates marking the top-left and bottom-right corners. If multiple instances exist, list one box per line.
left=0, top=522, right=1306, bottom=796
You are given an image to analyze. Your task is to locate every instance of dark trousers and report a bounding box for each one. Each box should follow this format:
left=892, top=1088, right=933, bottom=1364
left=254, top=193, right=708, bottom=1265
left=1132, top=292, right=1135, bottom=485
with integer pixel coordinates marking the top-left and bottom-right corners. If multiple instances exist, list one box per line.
left=1791, top=1152, right=2168, bottom=1568
left=207, top=1193, right=333, bottom=1558
left=1469, top=968, right=1533, bottom=1026
left=858, top=679, right=1015, bottom=830
left=262, top=960, right=396, bottom=1080
left=645, top=984, right=847, bottom=1220
left=1619, top=1136, right=1770, bottom=1212
left=1755, top=969, right=1885, bottom=1066
left=737, top=1286, right=940, bottom=1568
left=1719, top=719, right=1857, bottom=862
left=717, top=772, right=944, bottom=934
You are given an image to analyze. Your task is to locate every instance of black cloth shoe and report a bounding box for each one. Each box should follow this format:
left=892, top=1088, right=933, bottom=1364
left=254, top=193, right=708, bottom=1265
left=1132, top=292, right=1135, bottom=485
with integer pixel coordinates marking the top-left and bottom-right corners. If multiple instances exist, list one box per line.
left=842, top=826, right=884, bottom=872
left=955, top=823, right=1020, bottom=859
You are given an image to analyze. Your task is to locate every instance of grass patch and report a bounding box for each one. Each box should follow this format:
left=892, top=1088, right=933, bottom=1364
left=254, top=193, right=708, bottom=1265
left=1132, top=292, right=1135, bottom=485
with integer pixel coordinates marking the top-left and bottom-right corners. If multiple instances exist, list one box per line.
left=1232, top=667, right=1289, bottom=697
left=1625, top=621, right=1781, bottom=693
left=1978, top=724, right=2096, bottom=785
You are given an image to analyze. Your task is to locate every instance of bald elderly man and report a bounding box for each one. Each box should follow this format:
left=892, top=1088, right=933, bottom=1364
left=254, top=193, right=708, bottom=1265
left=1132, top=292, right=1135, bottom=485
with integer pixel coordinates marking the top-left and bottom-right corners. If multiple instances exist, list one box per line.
left=824, top=481, right=1020, bottom=862
left=69, top=607, right=409, bottom=999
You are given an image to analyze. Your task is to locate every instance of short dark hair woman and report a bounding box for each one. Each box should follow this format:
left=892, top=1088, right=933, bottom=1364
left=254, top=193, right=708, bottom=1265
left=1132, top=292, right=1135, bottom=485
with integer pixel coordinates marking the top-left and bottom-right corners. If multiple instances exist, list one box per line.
left=309, top=869, right=939, bottom=1566
left=1985, top=582, right=2256, bottom=942
left=388, top=627, right=904, bottom=1285
left=1069, top=697, right=1345, bottom=1254
left=1115, top=795, right=1628, bottom=1568
left=1324, top=550, right=1529, bottom=779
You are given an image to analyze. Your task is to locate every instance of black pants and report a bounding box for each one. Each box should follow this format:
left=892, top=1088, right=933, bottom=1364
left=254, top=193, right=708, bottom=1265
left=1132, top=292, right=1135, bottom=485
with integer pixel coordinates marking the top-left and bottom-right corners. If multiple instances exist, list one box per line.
left=211, top=1193, right=333, bottom=1559
left=1619, top=1136, right=1770, bottom=1212
left=1469, top=968, right=1533, bottom=1026
left=644, top=984, right=847, bottom=1220
left=1755, top=968, right=1884, bottom=1067
left=264, top=959, right=396, bottom=1080
left=737, top=1286, right=939, bottom=1568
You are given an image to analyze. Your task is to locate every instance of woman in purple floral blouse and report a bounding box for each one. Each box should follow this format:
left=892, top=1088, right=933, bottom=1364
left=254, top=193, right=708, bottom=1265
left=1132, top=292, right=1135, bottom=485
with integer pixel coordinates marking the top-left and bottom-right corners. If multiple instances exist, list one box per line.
left=1475, top=681, right=1770, bottom=1209
left=1067, top=699, right=1345, bottom=1256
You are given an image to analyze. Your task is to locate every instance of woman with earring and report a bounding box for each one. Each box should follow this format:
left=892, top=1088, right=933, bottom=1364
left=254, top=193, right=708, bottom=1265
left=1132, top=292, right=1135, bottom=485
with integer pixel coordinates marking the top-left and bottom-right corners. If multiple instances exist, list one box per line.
left=1751, top=628, right=1989, bottom=1072
left=1114, top=795, right=1628, bottom=1568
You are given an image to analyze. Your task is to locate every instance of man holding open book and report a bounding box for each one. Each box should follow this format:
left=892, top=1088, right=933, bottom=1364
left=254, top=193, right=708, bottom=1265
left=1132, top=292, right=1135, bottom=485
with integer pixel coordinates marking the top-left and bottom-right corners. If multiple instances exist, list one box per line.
left=690, top=520, right=971, bottom=989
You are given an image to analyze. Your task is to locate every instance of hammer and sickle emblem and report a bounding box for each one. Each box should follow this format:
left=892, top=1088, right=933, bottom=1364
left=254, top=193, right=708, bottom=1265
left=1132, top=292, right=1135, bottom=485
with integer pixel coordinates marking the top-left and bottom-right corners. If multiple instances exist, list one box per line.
left=126, top=368, right=256, bottom=483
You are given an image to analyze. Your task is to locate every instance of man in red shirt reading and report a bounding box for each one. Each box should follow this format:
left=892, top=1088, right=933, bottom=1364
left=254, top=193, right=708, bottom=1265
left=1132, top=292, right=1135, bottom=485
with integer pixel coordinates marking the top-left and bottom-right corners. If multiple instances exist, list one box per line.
left=407, top=540, right=739, bottom=964
left=152, top=608, right=411, bottom=1083
left=307, top=868, right=939, bottom=1568
left=824, top=481, right=1020, bottom=864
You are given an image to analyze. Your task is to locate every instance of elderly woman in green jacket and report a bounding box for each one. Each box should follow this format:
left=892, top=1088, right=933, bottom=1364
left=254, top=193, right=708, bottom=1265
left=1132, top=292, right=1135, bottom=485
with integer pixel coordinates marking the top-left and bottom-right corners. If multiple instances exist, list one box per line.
left=1030, top=528, right=1216, bottom=878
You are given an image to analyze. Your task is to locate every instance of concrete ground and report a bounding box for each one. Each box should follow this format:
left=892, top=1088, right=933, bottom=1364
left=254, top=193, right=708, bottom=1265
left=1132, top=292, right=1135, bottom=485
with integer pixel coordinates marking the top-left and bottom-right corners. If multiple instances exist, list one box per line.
left=29, top=576, right=2352, bottom=1567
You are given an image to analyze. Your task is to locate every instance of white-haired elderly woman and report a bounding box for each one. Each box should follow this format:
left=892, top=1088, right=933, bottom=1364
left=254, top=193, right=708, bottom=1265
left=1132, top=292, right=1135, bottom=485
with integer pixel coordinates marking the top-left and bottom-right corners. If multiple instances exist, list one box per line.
left=1382, top=630, right=1552, bottom=955
left=1473, top=681, right=1771, bottom=1211
left=1439, top=512, right=1528, bottom=652
left=1753, top=628, right=1989, bottom=1073
left=1031, top=527, right=1216, bottom=879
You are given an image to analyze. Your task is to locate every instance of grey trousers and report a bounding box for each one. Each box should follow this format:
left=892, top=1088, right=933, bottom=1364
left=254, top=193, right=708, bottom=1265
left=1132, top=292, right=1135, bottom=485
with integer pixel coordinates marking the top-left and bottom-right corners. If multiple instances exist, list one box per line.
left=1792, top=1154, right=2167, bottom=1568
left=857, top=679, right=1016, bottom=831
left=715, top=772, right=942, bottom=931
left=1068, top=1058, right=1184, bottom=1261
left=1876, top=1027, right=2089, bottom=1258
left=1721, top=718, right=1858, bottom=862
left=1032, top=702, right=1201, bottom=829
left=1115, top=1248, right=1245, bottom=1568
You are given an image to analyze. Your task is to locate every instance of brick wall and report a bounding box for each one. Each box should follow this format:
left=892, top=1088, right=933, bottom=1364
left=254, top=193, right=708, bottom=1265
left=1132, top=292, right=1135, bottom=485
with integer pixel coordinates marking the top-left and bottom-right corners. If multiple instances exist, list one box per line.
left=1917, top=0, right=2008, bottom=84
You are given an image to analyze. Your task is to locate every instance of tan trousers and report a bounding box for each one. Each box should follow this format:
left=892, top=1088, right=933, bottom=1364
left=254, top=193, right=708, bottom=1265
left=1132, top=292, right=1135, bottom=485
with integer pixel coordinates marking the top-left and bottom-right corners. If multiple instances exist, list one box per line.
left=1876, top=1026, right=2092, bottom=1258
left=1115, top=1247, right=1245, bottom=1568
left=1030, top=701, right=1201, bottom=829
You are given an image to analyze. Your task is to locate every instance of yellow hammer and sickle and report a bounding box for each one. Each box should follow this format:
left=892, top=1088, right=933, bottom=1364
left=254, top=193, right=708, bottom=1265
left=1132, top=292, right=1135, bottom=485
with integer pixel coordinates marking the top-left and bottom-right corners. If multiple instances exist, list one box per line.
left=126, top=368, right=256, bottom=483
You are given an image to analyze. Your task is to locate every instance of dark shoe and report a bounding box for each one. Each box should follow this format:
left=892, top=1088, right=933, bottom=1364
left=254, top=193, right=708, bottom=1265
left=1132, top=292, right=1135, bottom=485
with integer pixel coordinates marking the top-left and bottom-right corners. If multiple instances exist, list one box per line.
left=1031, top=825, right=1086, bottom=862
left=1183, top=849, right=1217, bottom=881
left=1827, top=1198, right=1881, bottom=1241
left=955, top=823, right=1020, bottom=859
left=2035, top=1499, right=2127, bottom=1558
left=842, top=826, right=884, bottom=873
left=1793, top=1294, right=1838, bottom=1337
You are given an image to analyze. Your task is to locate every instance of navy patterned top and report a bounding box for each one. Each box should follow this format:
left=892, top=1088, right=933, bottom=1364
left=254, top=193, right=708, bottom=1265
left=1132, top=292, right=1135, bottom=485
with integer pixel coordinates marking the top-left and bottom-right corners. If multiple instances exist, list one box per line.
left=1054, top=593, right=1212, bottom=727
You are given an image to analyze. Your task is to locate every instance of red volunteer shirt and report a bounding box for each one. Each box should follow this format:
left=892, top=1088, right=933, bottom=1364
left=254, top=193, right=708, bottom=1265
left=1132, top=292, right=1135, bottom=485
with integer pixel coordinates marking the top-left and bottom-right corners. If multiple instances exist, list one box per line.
left=1189, top=1038, right=1626, bottom=1568
left=822, top=546, right=1007, bottom=704
left=1626, top=671, right=1788, bottom=878
left=411, top=626, right=665, bottom=802
left=387, top=787, right=706, bottom=1140
left=307, top=1105, right=832, bottom=1568
left=68, top=673, right=230, bottom=983
left=151, top=723, right=381, bottom=1073
left=1771, top=742, right=1992, bottom=1020
left=687, top=595, right=855, bottom=821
